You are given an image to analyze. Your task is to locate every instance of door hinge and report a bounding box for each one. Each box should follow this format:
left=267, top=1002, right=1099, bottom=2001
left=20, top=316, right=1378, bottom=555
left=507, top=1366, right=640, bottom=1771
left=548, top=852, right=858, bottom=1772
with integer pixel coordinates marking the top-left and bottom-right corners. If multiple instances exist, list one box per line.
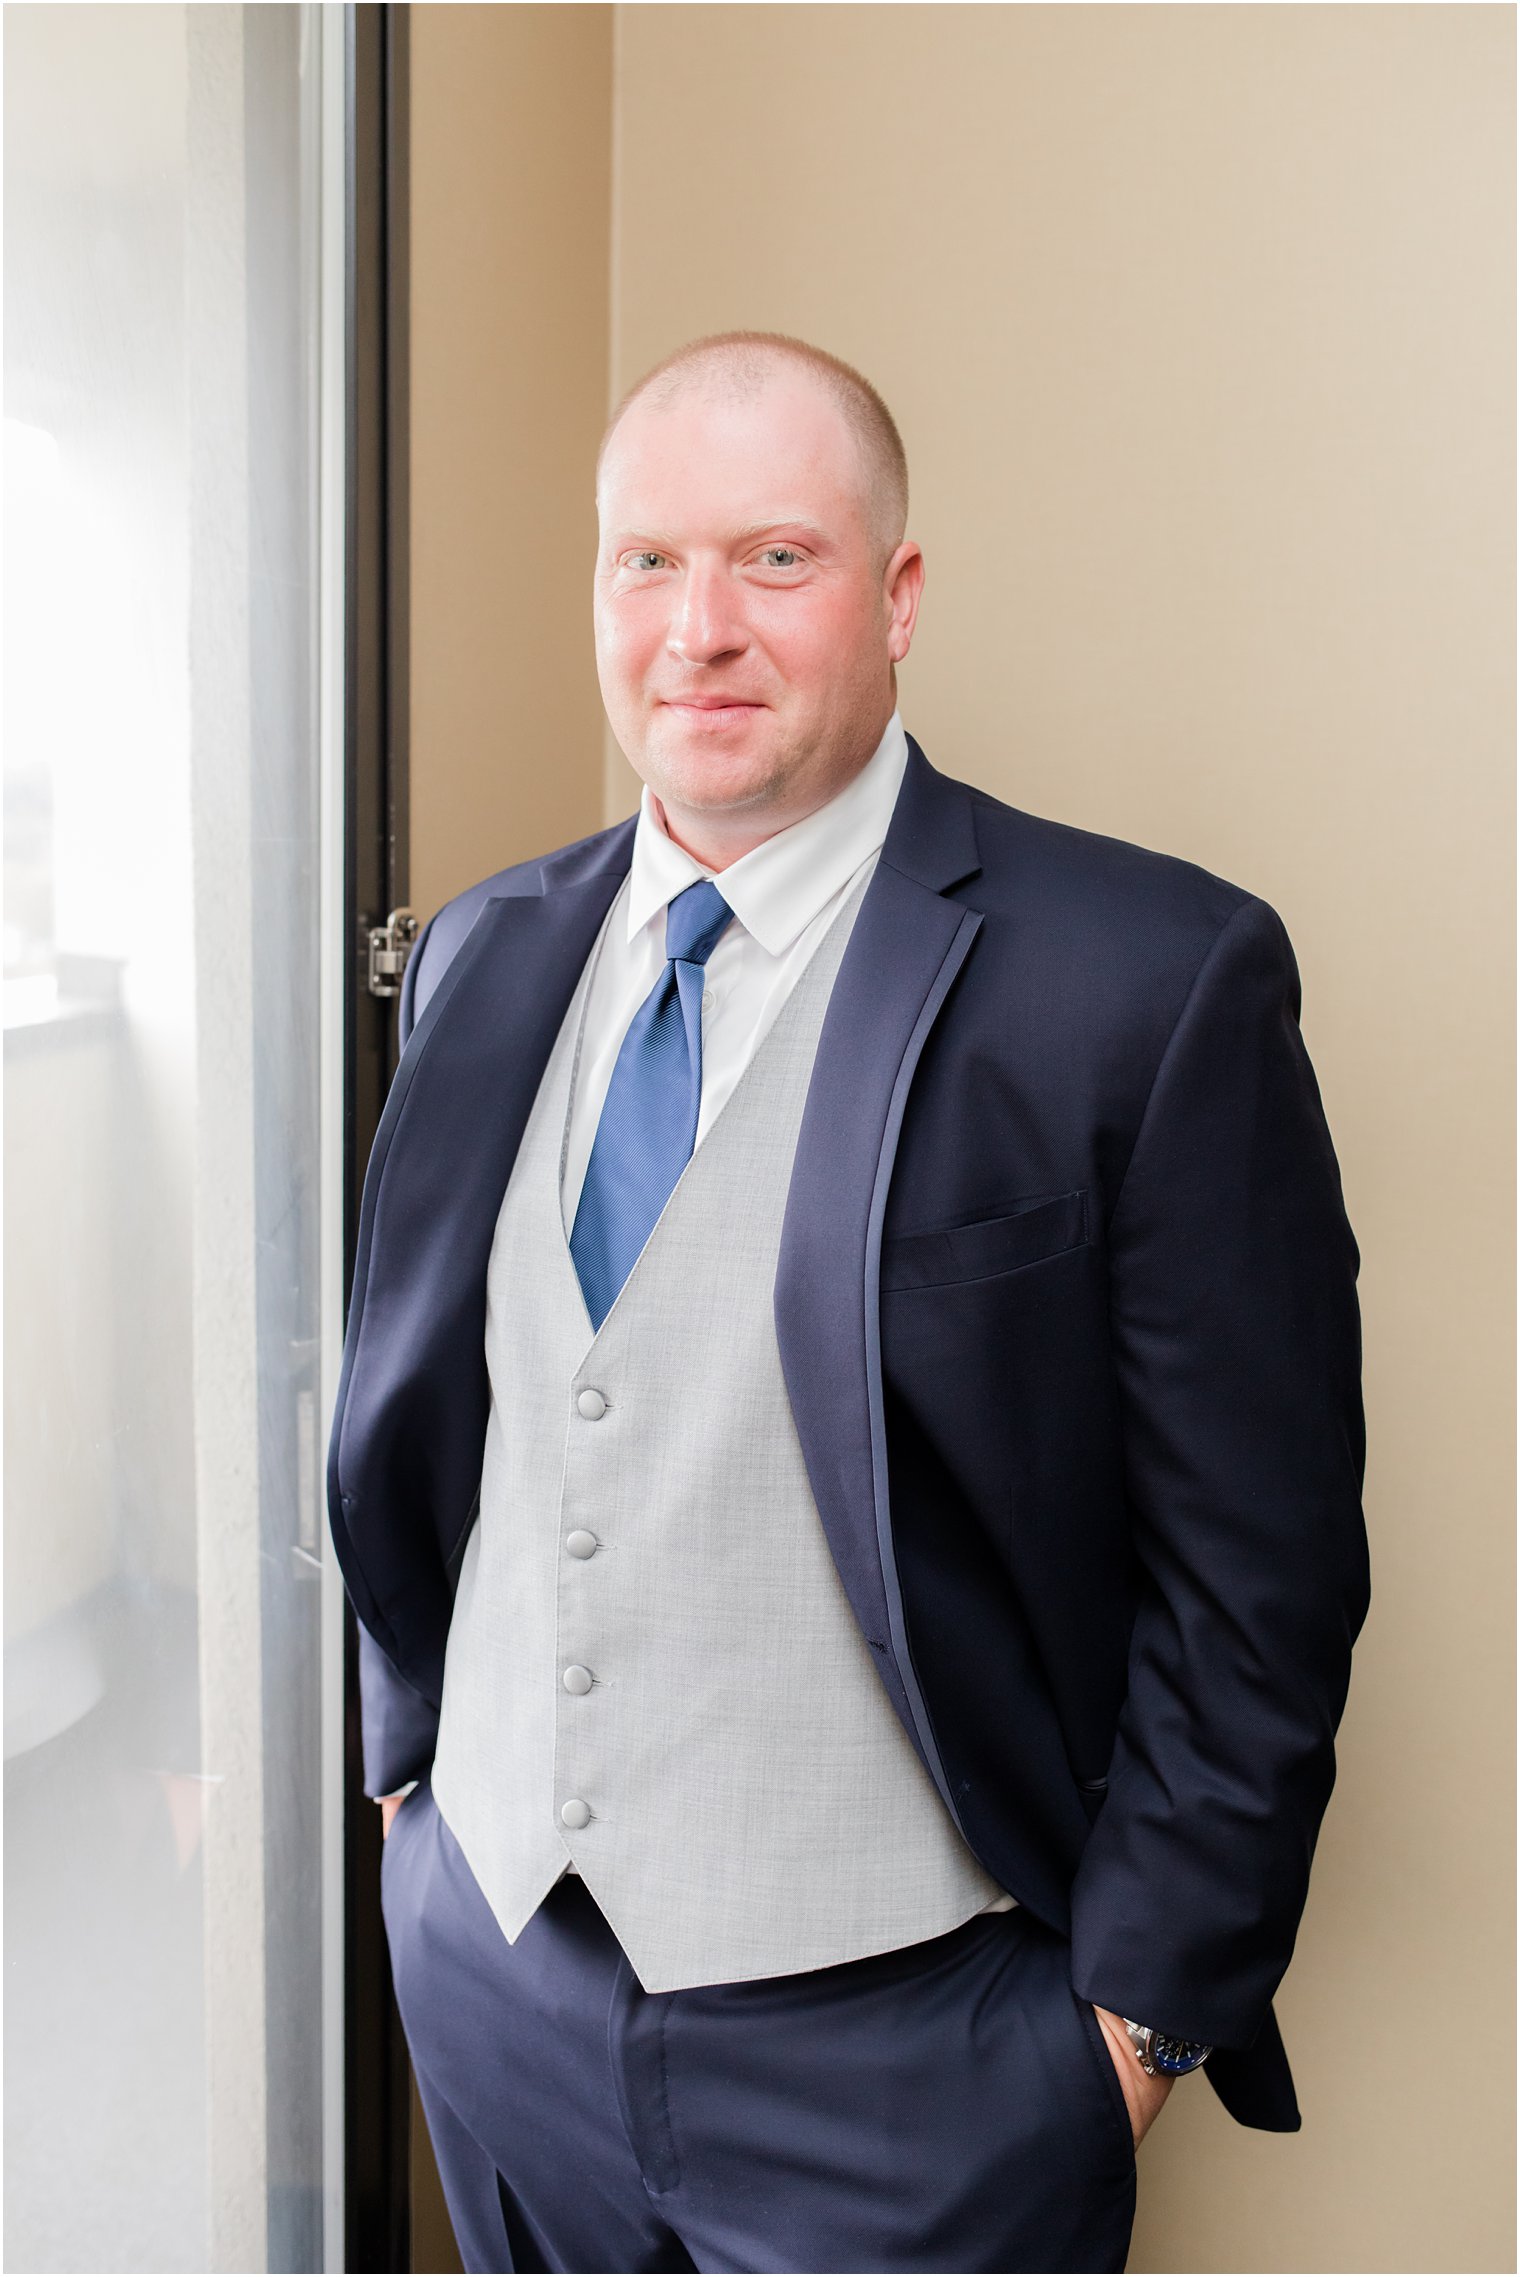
left=366, top=906, right=419, bottom=998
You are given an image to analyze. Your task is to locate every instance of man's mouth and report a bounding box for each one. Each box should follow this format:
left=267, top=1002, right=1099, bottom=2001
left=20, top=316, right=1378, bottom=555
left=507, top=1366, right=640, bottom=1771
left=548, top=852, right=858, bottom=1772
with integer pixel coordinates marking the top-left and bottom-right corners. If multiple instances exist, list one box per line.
left=660, top=697, right=765, bottom=725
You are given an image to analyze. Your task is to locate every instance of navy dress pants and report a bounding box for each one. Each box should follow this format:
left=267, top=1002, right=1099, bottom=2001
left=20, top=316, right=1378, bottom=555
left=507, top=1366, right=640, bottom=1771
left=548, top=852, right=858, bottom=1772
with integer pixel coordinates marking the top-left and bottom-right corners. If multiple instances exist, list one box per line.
left=381, top=1776, right=1137, bottom=2275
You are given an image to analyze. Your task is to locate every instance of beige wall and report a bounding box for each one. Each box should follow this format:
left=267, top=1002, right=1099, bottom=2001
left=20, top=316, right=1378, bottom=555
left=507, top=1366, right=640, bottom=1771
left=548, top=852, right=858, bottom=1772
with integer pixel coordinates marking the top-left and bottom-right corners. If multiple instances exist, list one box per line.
left=410, top=8, right=1514, bottom=2271
left=408, top=18, right=611, bottom=2260
left=409, top=4, right=611, bottom=922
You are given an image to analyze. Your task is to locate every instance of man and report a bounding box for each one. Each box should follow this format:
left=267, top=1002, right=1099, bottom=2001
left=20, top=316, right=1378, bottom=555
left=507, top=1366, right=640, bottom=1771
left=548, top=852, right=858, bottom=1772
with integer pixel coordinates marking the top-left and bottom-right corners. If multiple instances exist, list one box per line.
left=328, top=332, right=1368, bottom=2274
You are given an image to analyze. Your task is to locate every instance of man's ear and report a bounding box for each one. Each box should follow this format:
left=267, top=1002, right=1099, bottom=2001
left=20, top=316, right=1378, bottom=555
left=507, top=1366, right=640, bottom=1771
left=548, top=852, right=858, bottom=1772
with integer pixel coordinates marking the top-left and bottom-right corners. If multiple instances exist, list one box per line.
left=885, top=540, right=925, bottom=665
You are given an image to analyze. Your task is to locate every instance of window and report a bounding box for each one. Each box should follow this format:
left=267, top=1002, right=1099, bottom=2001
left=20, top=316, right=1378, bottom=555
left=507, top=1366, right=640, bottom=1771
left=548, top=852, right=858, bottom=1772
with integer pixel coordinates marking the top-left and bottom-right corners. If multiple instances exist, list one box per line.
left=4, top=9, right=344, bottom=2268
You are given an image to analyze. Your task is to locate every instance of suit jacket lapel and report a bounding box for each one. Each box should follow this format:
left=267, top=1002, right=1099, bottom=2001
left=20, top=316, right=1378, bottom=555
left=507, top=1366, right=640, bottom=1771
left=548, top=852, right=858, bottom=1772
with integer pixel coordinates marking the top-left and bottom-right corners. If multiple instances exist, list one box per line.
left=331, top=840, right=632, bottom=1690
left=775, top=742, right=984, bottom=1808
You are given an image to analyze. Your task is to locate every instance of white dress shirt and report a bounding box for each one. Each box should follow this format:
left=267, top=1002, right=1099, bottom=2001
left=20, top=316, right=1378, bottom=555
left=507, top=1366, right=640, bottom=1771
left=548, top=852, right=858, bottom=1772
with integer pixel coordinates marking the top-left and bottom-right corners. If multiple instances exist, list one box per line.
left=562, top=712, right=910, bottom=1228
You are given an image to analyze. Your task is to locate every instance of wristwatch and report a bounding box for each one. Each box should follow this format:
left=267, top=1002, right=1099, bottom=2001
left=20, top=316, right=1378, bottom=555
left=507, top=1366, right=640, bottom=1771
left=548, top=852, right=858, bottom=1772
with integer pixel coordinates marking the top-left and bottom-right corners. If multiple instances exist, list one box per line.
left=1123, top=2020, right=1213, bottom=2078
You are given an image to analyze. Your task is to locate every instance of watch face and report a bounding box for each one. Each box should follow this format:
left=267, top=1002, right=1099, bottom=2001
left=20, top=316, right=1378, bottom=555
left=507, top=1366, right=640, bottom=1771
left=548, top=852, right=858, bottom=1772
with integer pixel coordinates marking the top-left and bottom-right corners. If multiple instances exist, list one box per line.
left=1150, top=2034, right=1212, bottom=2076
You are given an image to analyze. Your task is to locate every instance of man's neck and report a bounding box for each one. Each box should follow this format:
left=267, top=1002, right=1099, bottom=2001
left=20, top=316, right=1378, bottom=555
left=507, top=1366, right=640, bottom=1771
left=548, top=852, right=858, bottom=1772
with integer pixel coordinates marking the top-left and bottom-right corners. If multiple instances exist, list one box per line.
left=650, top=795, right=818, bottom=873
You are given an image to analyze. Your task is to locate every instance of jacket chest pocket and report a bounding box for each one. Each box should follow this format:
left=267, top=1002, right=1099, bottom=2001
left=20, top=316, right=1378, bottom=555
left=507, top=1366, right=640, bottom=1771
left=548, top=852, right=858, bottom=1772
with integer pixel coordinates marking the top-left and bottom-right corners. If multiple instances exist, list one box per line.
left=880, top=1189, right=1089, bottom=1293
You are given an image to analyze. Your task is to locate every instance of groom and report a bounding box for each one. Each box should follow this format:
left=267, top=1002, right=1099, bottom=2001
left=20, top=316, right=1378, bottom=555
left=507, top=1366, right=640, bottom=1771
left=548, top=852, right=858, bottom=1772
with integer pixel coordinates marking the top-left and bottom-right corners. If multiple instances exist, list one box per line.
left=329, top=330, right=1368, bottom=2272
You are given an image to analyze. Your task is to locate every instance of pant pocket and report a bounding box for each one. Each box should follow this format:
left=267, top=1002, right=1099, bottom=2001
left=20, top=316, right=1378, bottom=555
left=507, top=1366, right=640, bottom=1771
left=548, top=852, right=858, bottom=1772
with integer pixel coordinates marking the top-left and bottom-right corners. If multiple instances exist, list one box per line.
left=1069, top=1986, right=1138, bottom=2171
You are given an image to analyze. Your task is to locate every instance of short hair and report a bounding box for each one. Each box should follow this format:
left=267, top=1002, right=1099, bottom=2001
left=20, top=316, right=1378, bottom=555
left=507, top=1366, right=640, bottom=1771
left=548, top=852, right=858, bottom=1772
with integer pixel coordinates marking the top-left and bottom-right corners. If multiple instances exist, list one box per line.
left=598, top=331, right=909, bottom=561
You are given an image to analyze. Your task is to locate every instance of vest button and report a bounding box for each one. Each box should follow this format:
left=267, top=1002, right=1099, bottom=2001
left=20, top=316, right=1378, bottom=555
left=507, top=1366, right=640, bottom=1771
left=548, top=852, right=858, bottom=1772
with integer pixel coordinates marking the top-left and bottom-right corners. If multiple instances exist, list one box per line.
left=565, top=1530, right=598, bottom=1560
left=560, top=1798, right=591, bottom=1830
left=576, top=1388, right=607, bottom=1421
left=561, top=1664, right=594, bottom=1696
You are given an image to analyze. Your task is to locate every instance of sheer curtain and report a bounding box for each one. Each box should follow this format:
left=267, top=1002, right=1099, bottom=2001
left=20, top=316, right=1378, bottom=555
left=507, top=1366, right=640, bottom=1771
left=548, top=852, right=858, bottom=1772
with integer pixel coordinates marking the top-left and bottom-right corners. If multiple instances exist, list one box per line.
left=4, top=8, right=343, bottom=2269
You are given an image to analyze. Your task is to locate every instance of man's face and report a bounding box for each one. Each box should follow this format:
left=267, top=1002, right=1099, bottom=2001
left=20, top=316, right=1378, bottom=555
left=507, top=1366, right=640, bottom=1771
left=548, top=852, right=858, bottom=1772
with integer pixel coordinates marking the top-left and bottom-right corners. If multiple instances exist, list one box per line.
left=594, top=369, right=922, bottom=852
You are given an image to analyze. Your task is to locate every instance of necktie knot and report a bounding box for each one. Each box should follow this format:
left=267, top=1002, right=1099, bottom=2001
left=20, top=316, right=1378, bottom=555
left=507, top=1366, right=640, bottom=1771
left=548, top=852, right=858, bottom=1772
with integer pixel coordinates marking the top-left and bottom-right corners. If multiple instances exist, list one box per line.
left=664, top=878, right=731, bottom=970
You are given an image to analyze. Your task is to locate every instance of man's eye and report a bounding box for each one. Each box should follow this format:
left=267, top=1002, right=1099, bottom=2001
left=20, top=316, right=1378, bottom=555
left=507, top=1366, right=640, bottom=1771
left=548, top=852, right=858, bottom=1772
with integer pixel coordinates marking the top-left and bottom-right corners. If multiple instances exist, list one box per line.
left=760, top=547, right=801, bottom=569
left=626, top=551, right=668, bottom=571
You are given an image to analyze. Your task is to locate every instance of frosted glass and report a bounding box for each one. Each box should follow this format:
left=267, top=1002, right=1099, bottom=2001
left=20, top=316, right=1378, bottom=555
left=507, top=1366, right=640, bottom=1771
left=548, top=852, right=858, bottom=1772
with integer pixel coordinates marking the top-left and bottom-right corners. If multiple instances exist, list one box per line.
left=4, top=8, right=333, bottom=2269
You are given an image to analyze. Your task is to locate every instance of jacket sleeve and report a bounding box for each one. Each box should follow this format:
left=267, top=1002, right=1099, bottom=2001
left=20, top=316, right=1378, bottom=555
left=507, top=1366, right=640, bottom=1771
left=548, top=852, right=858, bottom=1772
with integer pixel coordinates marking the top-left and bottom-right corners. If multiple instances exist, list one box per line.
left=359, top=1625, right=443, bottom=1798
left=353, top=907, right=444, bottom=1798
left=1069, top=894, right=1369, bottom=2051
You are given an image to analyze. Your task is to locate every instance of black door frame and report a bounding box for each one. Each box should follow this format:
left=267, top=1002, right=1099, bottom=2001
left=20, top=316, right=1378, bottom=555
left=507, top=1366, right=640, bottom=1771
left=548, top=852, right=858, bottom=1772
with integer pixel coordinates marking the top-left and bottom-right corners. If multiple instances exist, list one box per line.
left=341, top=5, right=411, bottom=2269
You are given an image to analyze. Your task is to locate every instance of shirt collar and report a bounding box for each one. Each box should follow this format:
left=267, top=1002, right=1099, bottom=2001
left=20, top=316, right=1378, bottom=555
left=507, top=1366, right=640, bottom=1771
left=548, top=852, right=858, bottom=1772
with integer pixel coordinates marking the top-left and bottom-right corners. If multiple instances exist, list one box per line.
left=625, top=712, right=910, bottom=957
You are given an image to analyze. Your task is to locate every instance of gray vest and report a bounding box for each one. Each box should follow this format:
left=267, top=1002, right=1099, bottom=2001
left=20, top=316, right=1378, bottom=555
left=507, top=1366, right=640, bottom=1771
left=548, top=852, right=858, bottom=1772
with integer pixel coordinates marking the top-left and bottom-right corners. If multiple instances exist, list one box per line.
left=429, top=879, right=1008, bottom=1990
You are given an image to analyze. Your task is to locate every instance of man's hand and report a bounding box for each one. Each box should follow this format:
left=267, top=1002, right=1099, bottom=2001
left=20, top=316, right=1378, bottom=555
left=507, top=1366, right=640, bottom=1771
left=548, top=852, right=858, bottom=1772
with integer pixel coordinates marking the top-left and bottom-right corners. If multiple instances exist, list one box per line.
left=1091, top=2005, right=1175, bottom=2148
left=378, top=1793, right=406, bottom=1840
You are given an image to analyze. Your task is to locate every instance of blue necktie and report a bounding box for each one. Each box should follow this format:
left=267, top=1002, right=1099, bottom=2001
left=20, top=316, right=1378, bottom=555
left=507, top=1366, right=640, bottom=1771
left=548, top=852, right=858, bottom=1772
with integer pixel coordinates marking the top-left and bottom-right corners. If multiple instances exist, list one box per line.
left=570, top=878, right=733, bottom=1330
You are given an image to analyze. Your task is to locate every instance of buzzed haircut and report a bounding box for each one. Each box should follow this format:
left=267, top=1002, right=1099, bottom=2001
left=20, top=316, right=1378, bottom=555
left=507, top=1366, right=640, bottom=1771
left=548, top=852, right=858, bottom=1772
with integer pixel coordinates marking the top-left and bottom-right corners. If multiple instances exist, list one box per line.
left=598, top=331, right=909, bottom=563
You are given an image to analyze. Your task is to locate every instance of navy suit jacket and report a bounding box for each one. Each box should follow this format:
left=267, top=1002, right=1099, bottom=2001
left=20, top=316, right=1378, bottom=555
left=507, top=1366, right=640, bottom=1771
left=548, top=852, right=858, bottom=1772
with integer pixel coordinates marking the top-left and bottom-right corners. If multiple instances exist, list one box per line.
left=327, top=738, right=1368, bottom=2134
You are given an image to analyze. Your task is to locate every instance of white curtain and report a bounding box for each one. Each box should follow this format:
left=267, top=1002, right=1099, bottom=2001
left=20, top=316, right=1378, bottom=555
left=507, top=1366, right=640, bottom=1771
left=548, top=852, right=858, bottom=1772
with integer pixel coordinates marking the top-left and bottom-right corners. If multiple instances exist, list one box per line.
left=4, top=8, right=339, bottom=2269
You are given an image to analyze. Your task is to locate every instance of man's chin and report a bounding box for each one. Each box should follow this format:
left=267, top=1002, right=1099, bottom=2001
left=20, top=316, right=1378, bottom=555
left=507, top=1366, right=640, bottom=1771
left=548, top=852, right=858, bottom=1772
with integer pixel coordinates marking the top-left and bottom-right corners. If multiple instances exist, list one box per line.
left=645, top=721, right=788, bottom=814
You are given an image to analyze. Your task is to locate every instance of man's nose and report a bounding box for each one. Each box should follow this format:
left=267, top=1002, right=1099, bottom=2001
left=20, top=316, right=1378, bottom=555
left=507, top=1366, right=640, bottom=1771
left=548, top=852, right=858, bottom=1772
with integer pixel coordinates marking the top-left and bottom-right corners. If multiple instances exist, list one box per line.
left=666, top=563, right=747, bottom=666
